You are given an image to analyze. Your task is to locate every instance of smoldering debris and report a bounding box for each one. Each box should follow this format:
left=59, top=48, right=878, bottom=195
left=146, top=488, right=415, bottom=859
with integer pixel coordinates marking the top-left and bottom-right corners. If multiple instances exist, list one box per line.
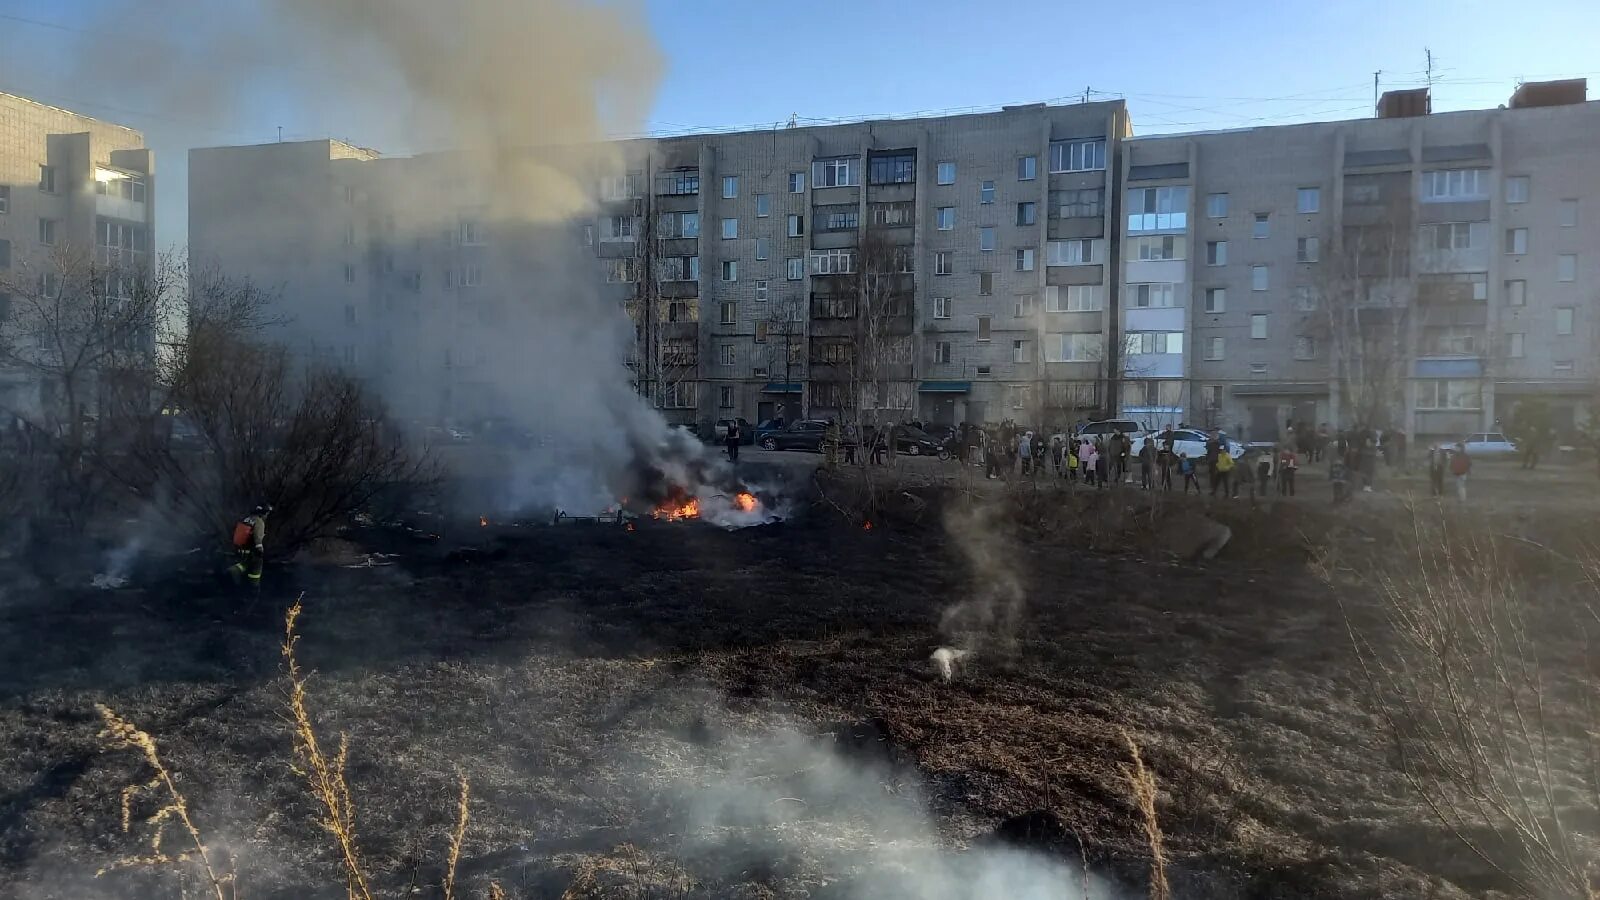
left=930, top=647, right=971, bottom=684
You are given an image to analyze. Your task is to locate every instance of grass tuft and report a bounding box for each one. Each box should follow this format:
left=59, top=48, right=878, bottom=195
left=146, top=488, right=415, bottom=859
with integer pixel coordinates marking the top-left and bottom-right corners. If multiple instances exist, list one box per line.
left=1119, top=728, right=1169, bottom=900
left=444, top=771, right=470, bottom=900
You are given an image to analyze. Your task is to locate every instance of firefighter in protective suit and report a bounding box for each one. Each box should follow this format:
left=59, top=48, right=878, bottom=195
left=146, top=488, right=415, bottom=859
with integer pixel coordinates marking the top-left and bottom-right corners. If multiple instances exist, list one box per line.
left=230, top=504, right=270, bottom=584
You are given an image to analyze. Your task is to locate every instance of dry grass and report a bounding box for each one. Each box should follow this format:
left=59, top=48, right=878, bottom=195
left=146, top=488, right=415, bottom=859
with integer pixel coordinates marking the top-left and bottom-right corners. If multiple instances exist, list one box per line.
left=1119, top=728, right=1170, bottom=900
left=93, top=704, right=235, bottom=900
left=444, top=772, right=470, bottom=900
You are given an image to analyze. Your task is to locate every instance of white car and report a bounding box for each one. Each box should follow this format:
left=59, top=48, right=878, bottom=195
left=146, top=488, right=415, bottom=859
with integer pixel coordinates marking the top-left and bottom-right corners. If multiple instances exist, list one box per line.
left=1437, top=432, right=1518, bottom=456
left=1128, top=428, right=1245, bottom=462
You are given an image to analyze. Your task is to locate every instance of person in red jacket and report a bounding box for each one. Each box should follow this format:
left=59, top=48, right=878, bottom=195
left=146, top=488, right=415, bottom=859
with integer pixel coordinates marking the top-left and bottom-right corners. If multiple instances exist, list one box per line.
left=1450, top=442, right=1472, bottom=501
left=1277, top=446, right=1299, bottom=496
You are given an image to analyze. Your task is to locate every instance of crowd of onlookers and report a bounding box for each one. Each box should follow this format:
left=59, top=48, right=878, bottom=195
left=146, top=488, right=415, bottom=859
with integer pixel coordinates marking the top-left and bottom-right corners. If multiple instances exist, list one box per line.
left=919, top=419, right=1484, bottom=503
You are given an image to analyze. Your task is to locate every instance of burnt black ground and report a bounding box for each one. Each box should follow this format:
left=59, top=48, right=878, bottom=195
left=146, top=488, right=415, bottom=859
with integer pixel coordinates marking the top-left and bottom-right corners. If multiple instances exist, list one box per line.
left=0, top=475, right=1593, bottom=898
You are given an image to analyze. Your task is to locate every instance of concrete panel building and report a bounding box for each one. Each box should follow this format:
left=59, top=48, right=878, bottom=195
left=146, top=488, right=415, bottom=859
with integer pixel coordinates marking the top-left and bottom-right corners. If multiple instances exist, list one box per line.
left=0, top=92, right=155, bottom=418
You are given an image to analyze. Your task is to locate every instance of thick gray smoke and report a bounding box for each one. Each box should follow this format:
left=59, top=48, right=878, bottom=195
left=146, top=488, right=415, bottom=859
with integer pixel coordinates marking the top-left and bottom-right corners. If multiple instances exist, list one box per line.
left=71, top=1, right=743, bottom=515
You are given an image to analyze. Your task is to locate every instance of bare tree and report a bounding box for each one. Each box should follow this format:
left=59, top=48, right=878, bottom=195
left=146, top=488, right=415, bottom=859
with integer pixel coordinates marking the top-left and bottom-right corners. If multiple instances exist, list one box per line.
left=1311, top=219, right=1415, bottom=430
left=761, top=295, right=806, bottom=420
left=840, top=229, right=915, bottom=436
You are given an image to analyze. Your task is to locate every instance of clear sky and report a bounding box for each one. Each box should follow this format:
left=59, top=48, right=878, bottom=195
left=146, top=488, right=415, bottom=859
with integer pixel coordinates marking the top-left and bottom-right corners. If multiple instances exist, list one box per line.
left=1, top=0, right=1597, bottom=251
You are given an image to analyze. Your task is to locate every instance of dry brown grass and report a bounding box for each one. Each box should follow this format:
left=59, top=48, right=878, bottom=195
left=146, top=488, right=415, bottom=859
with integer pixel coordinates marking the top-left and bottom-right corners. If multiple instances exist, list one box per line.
left=93, top=704, right=235, bottom=900
left=1119, top=728, right=1170, bottom=900
left=444, top=772, right=470, bottom=900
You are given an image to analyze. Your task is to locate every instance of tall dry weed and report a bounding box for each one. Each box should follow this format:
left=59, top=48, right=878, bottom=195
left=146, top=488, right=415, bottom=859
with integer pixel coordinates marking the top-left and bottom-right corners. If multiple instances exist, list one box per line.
left=1119, top=728, right=1169, bottom=900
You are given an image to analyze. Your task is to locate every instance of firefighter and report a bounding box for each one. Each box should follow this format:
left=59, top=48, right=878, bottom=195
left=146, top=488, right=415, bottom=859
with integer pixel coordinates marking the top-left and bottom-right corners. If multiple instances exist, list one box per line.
left=230, top=503, right=271, bottom=584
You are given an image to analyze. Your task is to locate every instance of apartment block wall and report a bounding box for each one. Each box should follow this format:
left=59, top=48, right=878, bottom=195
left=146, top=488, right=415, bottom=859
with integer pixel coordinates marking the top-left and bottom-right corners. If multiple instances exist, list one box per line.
left=0, top=93, right=153, bottom=417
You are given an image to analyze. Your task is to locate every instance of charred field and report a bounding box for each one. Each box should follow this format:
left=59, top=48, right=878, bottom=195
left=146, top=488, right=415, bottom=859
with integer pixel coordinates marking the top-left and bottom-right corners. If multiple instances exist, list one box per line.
left=2, top=467, right=1597, bottom=899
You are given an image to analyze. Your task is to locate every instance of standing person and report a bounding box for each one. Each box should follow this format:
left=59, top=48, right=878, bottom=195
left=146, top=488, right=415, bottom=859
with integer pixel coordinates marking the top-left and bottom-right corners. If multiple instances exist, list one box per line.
left=1428, top=444, right=1447, bottom=497
left=823, top=419, right=841, bottom=469
left=1316, top=423, right=1331, bottom=463
left=842, top=422, right=856, bottom=465
left=1451, top=441, right=1472, bottom=501
left=1204, top=431, right=1223, bottom=494
left=1118, top=433, right=1131, bottom=484
left=1211, top=447, right=1235, bottom=497
left=1329, top=453, right=1349, bottom=504
left=724, top=419, right=741, bottom=462
left=1017, top=430, right=1033, bottom=476
left=1067, top=439, right=1080, bottom=483
left=1179, top=453, right=1200, bottom=494
left=1278, top=445, right=1299, bottom=497
left=1255, top=449, right=1273, bottom=498
left=1138, top=438, right=1155, bottom=490
left=230, top=503, right=271, bottom=585
left=1082, top=440, right=1099, bottom=487
left=1104, top=432, right=1122, bottom=483
left=1051, top=433, right=1065, bottom=477
left=1093, top=437, right=1109, bottom=488
left=1360, top=436, right=1378, bottom=493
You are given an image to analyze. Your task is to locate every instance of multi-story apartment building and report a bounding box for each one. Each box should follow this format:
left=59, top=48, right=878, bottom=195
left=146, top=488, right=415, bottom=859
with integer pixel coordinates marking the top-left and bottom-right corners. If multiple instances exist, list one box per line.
left=190, top=81, right=1597, bottom=442
left=0, top=92, right=155, bottom=418
left=1121, top=79, right=1599, bottom=441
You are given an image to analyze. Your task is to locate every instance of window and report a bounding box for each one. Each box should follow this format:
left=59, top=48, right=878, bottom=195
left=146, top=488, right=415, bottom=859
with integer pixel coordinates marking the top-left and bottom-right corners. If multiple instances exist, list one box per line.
left=1251, top=265, right=1268, bottom=291
left=1206, top=193, right=1229, bottom=218
left=721, top=218, right=738, bottom=239
left=1505, top=227, right=1528, bottom=255
left=1014, top=294, right=1036, bottom=317
left=605, top=258, right=636, bottom=282
left=817, top=206, right=858, bottom=231
left=1505, top=176, right=1530, bottom=204
left=1297, top=187, right=1321, bottom=214
left=788, top=172, right=805, bottom=193
left=935, top=251, right=953, bottom=275
left=933, top=296, right=952, bottom=318
left=665, top=300, right=698, bottom=325
left=1046, top=284, right=1102, bottom=312
left=1292, top=286, right=1316, bottom=311
left=657, top=211, right=698, bottom=238
left=936, top=207, right=955, bottom=230
left=39, top=165, right=56, bottom=193
left=1416, top=379, right=1482, bottom=410
left=1559, top=199, right=1578, bottom=227
left=38, top=218, right=57, bottom=246
left=659, top=256, right=699, bottom=281
left=934, top=341, right=952, bottom=364
left=1127, top=235, right=1186, bottom=261
left=1556, top=307, right=1574, bottom=336
left=0, top=185, right=10, bottom=214
left=1125, top=332, right=1183, bottom=354
left=720, top=301, right=737, bottom=324
left=665, top=382, right=698, bottom=409
left=980, top=226, right=996, bottom=251
left=787, top=214, right=804, bottom=237
left=1017, top=156, right=1037, bottom=180
left=460, top=266, right=482, bottom=287
left=979, top=272, right=994, bottom=295
left=755, top=238, right=769, bottom=260
left=722, top=175, right=738, bottom=198
left=1426, top=222, right=1479, bottom=250
left=1009, top=384, right=1032, bottom=410
left=343, top=263, right=356, bottom=283
left=459, top=220, right=484, bottom=245
left=1017, top=202, right=1036, bottom=226
left=1252, top=213, right=1270, bottom=239
left=719, top=343, right=737, bottom=366
left=721, top=260, right=738, bottom=282
left=1554, top=360, right=1575, bottom=375
left=1508, top=332, right=1525, bottom=359
left=601, top=215, right=636, bottom=242
left=977, top=316, right=992, bottom=341
left=1204, top=287, right=1226, bottom=313
left=656, top=170, right=699, bottom=196
left=1206, top=241, right=1227, bottom=266
left=39, top=271, right=60, bottom=298
left=1294, top=336, right=1316, bottom=360
left=1205, top=337, right=1224, bottom=360
left=937, top=162, right=956, bottom=185
left=1250, top=313, right=1268, bottom=339
left=1506, top=279, right=1526, bottom=305
left=786, top=257, right=804, bottom=280
left=1129, top=283, right=1178, bottom=308
left=980, top=180, right=995, bottom=204
left=717, top=386, right=734, bottom=409
left=869, top=154, right=916, bottom=185
left=598, top=174, right=634, bottom=200
left=1012, top=339, right=1032, bottom=363
left=750, top=280, right=767, bottom=302
left=1422, top=168, right=1488, bottom=201
left=1558, top=254, right=1577, bottom=282
left=1201, top=384, right=1224, bottom=409
left=812, top=157, right=859, bottom=188
left=1045, top=332, right=1103, bottom=362
left=750, top=193, right=769, bottom=217
left=810, top=248, right=855, bottom=275
left=1015, top=248, right=1035, bottom=271
left=1126, top=186, right=1189, bottom=233
left=1050, top=139, right=1106, bottom=173
left=1053, top=188, right=1103, bottom=219
left=1296, top=237, right=1320, bottom=262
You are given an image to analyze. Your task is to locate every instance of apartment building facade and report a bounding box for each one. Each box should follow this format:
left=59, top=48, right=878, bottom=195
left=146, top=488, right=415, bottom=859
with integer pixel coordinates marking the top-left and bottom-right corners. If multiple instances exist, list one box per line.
left=190, top=83, right=1597, bottom=440
left=1121, top=80, right=1600, bottom=442
left=0, top=92, right=155, bottom=418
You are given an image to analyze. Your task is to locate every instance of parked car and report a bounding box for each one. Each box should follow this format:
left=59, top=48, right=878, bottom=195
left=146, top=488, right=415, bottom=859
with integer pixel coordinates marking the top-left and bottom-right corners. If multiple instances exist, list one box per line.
left=1127, top=428, right=1245, bottom=461
left=1435, top=432, right=1519, bottom=456
left=760, top=419, right=828, bottom=451
left=714, top=417, right=754, bottom=444
left=753, top=418, right=788, bottom=446
left=1077, top=418, right=1149, bottom=439
left=893, top=425, right=943, bottom=456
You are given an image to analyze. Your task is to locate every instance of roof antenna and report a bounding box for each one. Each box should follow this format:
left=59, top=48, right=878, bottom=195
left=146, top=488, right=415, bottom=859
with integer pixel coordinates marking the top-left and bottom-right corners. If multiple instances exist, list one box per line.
left=786, top=113, right=798, bottom=129
left=277, top=125, right=283, bottom=143
left=1372, top=70, right=1381, bottom=117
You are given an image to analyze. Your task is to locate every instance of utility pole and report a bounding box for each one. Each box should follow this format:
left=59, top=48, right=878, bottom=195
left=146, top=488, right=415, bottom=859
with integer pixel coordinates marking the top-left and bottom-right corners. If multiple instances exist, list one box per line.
left=1372, top=70, right=1381, bottom=116
left=1424, top=48, right=1436, bottom=112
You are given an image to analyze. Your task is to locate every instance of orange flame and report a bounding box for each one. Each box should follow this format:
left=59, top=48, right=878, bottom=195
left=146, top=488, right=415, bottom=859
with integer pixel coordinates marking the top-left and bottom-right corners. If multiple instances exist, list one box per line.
left=652, top=498, right=701, bottom=521
left=625, top=521, right=636, bottom=532
left=863, top=520, right=873, bottom=531
left=735, top=492, right=758, bottom=512
left=479, top=515, right=489, bottom=527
